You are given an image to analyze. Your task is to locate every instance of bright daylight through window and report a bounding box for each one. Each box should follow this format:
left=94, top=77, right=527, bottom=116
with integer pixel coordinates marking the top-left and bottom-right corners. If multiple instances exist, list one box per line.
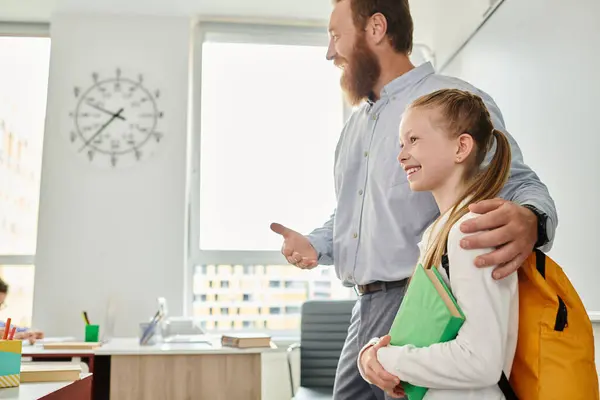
left=0, top=35, right=50, bottom=327
left=191, top=26, right=356, bottom=333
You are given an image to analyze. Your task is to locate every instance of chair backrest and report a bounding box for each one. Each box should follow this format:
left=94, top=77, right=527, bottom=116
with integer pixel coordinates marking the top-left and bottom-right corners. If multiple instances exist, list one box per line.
left=299, top=299, right=355, bottom=389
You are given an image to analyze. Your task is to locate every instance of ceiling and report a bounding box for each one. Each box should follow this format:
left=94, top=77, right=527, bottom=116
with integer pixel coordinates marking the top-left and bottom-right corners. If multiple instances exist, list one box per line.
left=0, top=0, right=494, bottom=69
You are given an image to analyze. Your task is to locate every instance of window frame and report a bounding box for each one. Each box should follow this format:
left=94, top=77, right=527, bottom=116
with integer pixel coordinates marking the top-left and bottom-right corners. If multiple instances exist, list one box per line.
left=188, top=20, right=347, bottom=267
left=0, top=22, right=50, bottom=270
left=185, top=20, right=353, bottom=329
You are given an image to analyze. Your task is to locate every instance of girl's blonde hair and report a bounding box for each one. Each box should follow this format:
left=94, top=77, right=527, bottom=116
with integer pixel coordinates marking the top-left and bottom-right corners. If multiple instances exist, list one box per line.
left=408, top=89, right=512, bottom=270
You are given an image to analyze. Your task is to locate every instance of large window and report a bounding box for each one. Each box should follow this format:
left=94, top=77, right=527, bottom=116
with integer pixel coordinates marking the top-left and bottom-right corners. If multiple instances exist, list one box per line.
left=0, top=32, right=50, bottom=327
left=190, top=23, right=356, bottom=333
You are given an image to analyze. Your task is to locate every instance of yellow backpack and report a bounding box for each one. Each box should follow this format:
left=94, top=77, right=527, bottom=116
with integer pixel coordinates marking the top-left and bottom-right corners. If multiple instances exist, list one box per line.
left=442, top=249, right=598, bottom=399
left=504, top=250, right=599, bottom=399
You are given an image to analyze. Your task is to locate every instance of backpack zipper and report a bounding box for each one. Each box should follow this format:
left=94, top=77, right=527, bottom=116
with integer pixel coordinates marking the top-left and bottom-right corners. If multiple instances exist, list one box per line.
left=554, top=296, right=568, bottom=331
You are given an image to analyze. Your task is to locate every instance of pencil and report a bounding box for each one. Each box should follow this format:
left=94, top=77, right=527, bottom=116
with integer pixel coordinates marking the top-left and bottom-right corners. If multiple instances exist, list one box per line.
left=83, top=311, right=90, bottom=325
left=2, top=318, right=11, bottom=340
left=8, top=327, right=16, bottom=340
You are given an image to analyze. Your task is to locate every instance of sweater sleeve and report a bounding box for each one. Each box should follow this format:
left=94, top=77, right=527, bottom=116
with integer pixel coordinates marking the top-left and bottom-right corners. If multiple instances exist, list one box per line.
left=375, top=214, right=518, bottom=390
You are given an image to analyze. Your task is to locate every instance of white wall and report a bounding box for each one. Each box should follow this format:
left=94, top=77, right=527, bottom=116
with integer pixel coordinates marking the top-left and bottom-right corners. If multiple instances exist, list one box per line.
left=33, top=13, right=191, bottom=337
left=442, top=0, right=600, bottom=369
left=410, top=0, right=492, bottom=68
left=442, top=0, right=600, bottom=312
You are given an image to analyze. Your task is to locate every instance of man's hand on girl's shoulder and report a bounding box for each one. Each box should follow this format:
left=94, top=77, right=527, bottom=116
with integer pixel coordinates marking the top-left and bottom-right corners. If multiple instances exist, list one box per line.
left=458, top=198, right=537, bottom=280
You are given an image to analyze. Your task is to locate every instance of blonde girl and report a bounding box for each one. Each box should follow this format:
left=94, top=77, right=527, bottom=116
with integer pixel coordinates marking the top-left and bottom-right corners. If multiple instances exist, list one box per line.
left=359, top=88, right=518, bottom=400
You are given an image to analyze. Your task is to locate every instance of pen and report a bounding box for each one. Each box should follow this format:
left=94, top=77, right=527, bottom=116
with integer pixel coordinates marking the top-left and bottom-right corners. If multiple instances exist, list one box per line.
left=83, top=311, right=90, bottom=325
left=2, top=318, right=11, bottom=340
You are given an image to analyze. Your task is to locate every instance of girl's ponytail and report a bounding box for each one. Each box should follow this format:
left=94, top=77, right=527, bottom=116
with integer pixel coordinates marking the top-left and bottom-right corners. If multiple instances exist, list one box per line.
left=422, top=129, right=512, bottom=270
left=471, top=129, right=512, bottom=205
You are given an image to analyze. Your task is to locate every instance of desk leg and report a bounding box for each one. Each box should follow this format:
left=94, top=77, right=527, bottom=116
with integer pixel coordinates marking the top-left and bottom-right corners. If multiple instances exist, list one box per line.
left=85, top=356, right=95, bottom=400
left=110, top=354, right=261, bottom=400
left=92, top=356, right=111, bottom=400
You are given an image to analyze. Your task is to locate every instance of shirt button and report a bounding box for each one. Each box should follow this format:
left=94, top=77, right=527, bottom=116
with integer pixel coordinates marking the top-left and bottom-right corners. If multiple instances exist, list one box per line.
left=353, top=233, right=358, bottom=239
left=358, top=189, right=363, bottom=195
left=364, top=151, right=368, bottom=157
left=372, top=114, right=378, bottom=120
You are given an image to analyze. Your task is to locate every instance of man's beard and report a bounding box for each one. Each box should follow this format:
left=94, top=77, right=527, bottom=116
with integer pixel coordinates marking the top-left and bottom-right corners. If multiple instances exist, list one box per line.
left=336, top=34, right=381, bottom=106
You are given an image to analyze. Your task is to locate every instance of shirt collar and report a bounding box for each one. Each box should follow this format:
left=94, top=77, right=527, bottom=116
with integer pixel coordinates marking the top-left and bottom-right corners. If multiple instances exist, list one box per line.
left=367, top=62, right=435, bottom=105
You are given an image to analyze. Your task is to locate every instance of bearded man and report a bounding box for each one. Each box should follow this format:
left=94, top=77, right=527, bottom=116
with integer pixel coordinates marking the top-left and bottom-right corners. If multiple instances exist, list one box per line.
left=270, top=0, right=557, bottom=399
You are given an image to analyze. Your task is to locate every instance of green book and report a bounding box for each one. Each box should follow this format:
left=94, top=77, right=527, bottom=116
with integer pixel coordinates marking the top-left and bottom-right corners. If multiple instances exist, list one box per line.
left=388, top=263, right=465, bottom=400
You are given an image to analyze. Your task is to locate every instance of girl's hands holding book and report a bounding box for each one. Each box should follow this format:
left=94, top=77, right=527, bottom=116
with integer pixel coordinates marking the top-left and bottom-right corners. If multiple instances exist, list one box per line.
left=360, top=335, right=405, bottom=398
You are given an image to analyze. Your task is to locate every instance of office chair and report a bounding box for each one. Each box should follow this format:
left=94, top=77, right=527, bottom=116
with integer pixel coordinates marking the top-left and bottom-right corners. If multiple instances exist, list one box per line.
left=287, top=300, right=355, bottom=400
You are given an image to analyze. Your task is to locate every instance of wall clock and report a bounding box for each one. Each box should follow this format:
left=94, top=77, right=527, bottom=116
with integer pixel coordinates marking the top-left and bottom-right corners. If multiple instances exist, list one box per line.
left=69, top=68, right=164, bottom=168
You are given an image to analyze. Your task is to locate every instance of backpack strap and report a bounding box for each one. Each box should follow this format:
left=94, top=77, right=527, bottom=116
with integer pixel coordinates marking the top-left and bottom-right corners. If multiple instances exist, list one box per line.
left=441, top=240, right=450, bottom=278
left=535, top=249, right=546, bottom=278
left=441, top=253, right=450, bottom=278
left=443, top=239, right=520, bottom=399
left=499, top=372, right=519, bottom=400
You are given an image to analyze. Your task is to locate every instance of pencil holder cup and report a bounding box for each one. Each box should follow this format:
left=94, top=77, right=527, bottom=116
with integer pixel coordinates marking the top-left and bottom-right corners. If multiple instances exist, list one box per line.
left=0, top=340, right=22, bottom=388
left=85, top=324, right=100, bottom=342
left=139, top=321, right=161, bottom=346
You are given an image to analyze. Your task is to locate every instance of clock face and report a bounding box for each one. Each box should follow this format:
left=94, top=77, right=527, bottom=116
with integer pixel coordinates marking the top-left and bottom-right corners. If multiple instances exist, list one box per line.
left=69, top=69, right=164, bottom=168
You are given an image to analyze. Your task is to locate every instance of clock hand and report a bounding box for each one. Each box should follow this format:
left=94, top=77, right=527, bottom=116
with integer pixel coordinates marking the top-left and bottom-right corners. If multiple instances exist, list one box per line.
left=79, top=108, right=125, bottom=152
left=86, top=101, right=126, bottom=120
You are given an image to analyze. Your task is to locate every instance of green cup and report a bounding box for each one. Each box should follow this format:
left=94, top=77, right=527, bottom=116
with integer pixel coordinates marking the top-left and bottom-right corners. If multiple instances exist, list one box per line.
left=85, top=324, right=100, bottom=342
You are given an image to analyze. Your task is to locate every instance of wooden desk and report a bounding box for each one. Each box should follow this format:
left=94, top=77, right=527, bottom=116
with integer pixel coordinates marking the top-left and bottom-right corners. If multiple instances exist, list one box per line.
left=21, top=337, right=279, bottom=400
left=99, top=338, right=275, bottom=400
left=0, top=373, right=92, bottom=400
